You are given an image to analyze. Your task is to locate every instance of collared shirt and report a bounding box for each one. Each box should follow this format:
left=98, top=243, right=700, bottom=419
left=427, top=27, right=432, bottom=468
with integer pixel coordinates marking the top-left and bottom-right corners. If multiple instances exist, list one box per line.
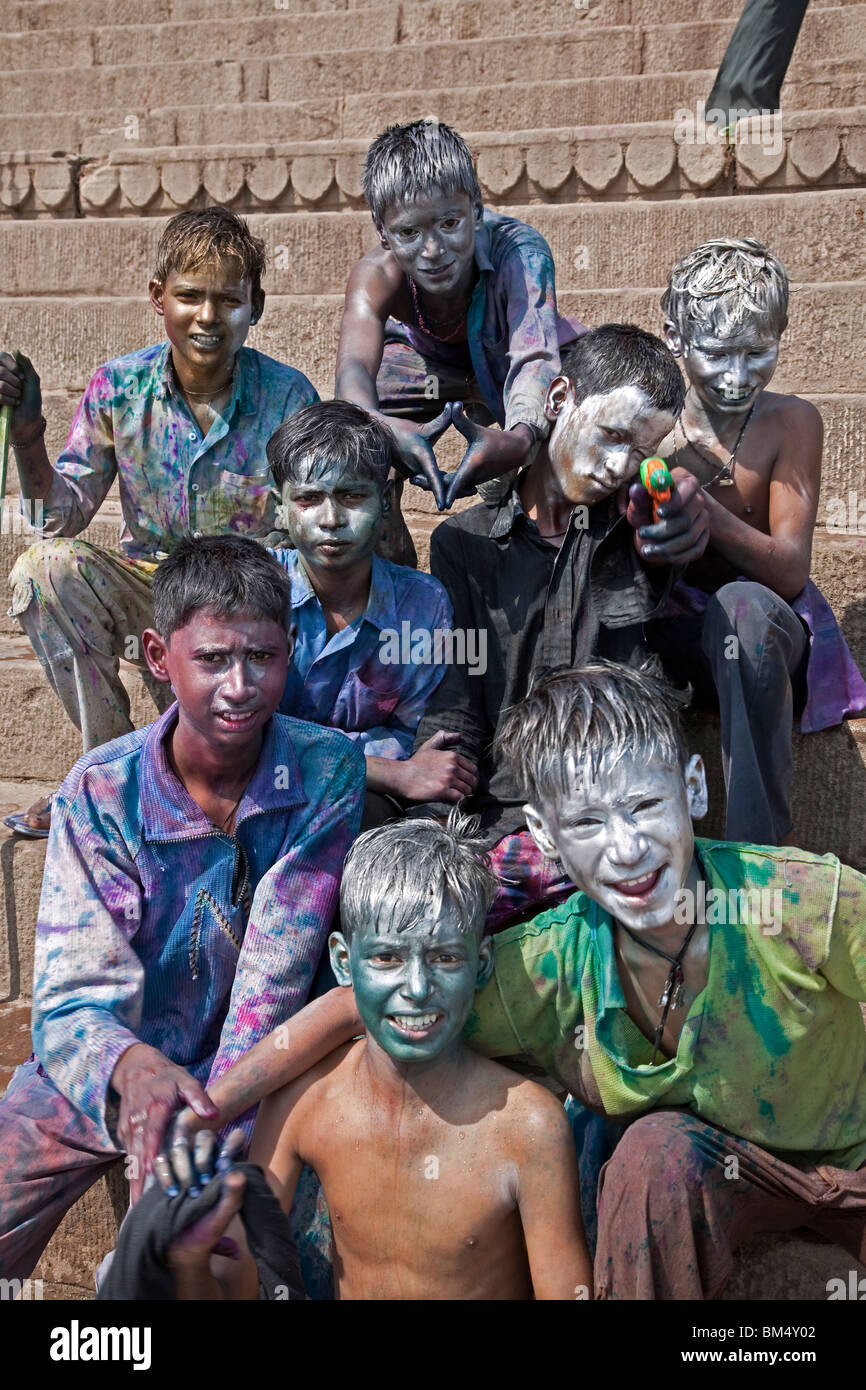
left=31, top=704, right=365, bottom=1143
left=413, top=479, right=672, bottom=843
left=466, top=839, right=866, bottom=1169
left=386, top=208, right=583, bottom=436
left=272, top=549, right=453, bottom=760
left=39, top=342, right=318, bottom=561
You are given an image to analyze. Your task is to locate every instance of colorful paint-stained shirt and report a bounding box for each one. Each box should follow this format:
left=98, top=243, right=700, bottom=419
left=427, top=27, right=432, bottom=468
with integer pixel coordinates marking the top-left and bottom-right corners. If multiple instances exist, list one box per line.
left=466, top=839, right=866, bottom=1168
left=384, top=208, right=583, bottom=437
left=31, top=704, right=365, bottom=1144
left=38, top=342, right=318, bottom=561
left=272, top=549, right=454, bottom=760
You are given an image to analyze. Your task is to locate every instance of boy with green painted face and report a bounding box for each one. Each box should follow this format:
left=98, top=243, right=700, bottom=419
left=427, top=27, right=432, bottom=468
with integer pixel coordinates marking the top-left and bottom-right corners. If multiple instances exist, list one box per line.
left=162, top=816, right=590, bottom=1301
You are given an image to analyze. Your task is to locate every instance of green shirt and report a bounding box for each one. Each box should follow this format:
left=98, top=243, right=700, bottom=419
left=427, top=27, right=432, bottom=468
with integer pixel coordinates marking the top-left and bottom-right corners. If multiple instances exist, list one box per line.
left=466, top=840, right=866, bottom=1168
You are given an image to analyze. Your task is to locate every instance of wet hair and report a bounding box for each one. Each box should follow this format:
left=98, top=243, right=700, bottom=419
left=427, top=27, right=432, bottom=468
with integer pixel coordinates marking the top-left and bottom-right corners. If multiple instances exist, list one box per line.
left=559, top=324, right=686, bottom=417
left=339, top=811, right=498, bottom=944
left=362, top=119, right=482, bottom=226
left=152, top=534, right=293, bottom=641
left=153, top=206, right=266, bottom=303
left=662, top=237, right=789, bottom=341
left=266, top=399, right=401, bottom=492
left=495, top=661, right=691, bottom=810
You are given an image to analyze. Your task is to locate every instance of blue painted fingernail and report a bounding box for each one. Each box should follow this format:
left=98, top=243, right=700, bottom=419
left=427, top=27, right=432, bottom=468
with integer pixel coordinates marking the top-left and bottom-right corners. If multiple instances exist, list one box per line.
left=167, top=1185, right=179, bottom=1198
left=643, top=544, right=656, bottom=555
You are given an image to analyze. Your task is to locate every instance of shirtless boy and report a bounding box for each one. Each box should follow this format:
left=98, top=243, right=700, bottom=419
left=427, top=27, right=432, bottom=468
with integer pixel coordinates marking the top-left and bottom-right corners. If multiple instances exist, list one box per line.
left=335, top=118, right=582, bottom=564
left=162, top=817, right=590, bottom=1300
left=653, top=236, right=866, bottom=844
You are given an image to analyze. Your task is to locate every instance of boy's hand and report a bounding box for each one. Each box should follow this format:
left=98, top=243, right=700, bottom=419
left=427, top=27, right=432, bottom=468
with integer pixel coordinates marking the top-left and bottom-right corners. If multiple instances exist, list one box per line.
left=395, top=731, right=478, bottom=802
left=379, top=405, right=452, bottom=510
left=626, top=466, right=710, bottom=566
left=0, top=351, right=43, bottom=438
left=112, top=1041, right=218, bottom=1202
left=445, top=405, right=534, bottom=508
left=156, top=1129, right=248, bottom=1285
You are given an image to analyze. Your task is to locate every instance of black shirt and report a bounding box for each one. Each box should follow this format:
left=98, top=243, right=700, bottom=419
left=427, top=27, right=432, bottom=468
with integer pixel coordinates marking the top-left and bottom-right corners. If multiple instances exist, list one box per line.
left=412, top=479, right=673, bottom=843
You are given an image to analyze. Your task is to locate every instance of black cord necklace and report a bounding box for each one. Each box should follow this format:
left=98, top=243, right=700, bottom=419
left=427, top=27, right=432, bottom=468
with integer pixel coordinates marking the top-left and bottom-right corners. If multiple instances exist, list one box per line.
left=677, top=400, right=756, bottom=489
left=618, top=917, right=700, bottom=1065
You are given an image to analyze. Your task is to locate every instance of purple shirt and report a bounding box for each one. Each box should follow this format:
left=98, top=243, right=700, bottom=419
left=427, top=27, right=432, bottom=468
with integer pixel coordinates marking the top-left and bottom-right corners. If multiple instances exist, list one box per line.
left=39, top=342, right=318, bottom=561
left=31, top=705, right=364, bottom=1143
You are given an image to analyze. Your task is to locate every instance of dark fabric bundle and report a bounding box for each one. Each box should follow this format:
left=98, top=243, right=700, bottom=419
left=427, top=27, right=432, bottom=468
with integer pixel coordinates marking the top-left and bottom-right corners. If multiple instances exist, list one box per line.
left=708, top=0, right=811, bottom=116
left=97, top=1162, right=304, bottom=1301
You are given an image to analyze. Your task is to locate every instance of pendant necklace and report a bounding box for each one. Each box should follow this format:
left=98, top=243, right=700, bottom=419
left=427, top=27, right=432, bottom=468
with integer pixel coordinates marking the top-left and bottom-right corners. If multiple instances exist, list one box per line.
left=677, top=399, right=756, bottom=490
left=618, top=917, right=700, bottom=1065
left=408, top=276, right=469, bottom=343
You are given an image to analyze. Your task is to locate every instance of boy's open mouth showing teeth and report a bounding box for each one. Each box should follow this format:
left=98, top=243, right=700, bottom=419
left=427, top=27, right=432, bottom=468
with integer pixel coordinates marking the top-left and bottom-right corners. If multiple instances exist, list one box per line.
left=389, top=1013, right=442, bottom=1033
left=216, top=710, right=256, bottom=725
left=609, top=867, right=663, bottom=898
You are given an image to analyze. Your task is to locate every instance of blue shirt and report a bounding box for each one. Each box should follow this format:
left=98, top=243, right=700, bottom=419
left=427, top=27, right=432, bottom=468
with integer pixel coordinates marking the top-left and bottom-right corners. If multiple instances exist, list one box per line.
left=272, top=549, right=453, bottom=760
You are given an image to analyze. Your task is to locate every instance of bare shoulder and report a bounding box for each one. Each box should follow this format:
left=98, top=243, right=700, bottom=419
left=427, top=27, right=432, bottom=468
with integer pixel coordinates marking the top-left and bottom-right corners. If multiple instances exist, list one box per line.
left=257, top=1039, right=360, bottom=1132
left=759, top=390, right=823, bottom=437
left=469, top=1051, right=572, bottom=1144
left=345, top=245, right=404, bottom=312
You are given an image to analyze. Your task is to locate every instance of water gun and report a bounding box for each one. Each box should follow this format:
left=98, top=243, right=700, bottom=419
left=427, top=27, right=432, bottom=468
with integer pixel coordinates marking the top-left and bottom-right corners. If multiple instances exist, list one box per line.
left=0, top=400, right=10, bottom=519
left=639, top=456, right=672, bottom=521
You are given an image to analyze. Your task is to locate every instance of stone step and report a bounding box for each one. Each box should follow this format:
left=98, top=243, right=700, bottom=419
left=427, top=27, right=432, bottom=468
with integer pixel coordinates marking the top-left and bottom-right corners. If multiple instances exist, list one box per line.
left=2, top=5, right=861, bottom=80
left=2, top=63, right=861, bottom=157
left=0, top=0, right=860, bottom=37
left=2, top=188, right=862, bottom=293
left=0, top=282, right=862, bottom=398
left=18, top=111, right=851, bottom=218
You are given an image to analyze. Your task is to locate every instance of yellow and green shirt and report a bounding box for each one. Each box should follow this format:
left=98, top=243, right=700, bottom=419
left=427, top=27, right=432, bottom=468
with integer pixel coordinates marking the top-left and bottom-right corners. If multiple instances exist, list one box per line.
left=465, top=840, right=866, bottom=1168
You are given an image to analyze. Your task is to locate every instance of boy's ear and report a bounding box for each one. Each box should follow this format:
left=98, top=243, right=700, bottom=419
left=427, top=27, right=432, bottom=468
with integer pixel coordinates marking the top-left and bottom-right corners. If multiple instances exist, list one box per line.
left=249, top=289, right=266, bottom=327
left=380, top=478, right=393, bottom=518
left=476, top=937, right=494, bottom=990
left=523, top=803, right=559, bottom=861
left=374, top=219, right=390, bottom=250
left=149, top=278, right=166, bottom=318
left=544, top=374, right=572, bottom=424
left=472, top=199, right=484, bottom=227
left=286, top=621, right=298, bottom=670
left=663, top=319, right=684, bottom=358
left=328, top=931, right=353, bottom=987
left=684, top=754, right=708, bottom=821
left=141, top=627, right=172, bottom=682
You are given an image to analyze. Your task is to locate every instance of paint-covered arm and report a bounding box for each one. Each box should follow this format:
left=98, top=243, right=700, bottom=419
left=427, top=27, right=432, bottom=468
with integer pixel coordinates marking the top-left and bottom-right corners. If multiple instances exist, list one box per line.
left=411, top=523, right=487, bottom=816
left=31, top=784, right=146, bottom=1136
left=170, top=987, right=362, bottom=1139
left=820, top=862, right=866, bottom=1000
left=36, top=363, right=119, bottom=536
left=206, top=745, right=365, bottom=1121
left=499, top=236, right=578, bottom=436
left=515, top=1088, right=593, bottom=1300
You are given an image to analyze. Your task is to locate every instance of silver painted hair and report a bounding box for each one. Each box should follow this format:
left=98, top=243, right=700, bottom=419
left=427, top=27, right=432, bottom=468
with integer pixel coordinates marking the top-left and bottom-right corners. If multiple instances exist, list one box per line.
left=339, top=811, right=497, bottom=942
left=361, top=119, right=482, bottom=226
left=495, top=661, right=691, bottom=810
left=662, top=237, right=789, bottom=340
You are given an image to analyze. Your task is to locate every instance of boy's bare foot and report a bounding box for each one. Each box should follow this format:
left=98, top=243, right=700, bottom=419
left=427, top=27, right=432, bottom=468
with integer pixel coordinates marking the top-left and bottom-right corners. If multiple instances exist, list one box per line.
left=3, top=794, right=52, bottom=838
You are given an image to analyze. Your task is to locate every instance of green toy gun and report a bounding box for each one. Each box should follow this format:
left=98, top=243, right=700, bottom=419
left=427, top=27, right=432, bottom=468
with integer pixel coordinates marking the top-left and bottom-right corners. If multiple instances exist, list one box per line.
left=0, top=399, right=10, bottom=523
left=639, top=456, right=673, bottom=522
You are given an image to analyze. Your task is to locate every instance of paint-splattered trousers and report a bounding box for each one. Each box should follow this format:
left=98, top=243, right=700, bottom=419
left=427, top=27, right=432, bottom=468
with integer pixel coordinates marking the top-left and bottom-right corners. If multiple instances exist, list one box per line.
left=486, top=828, right=575, bottom=932
left=0, top=1058, right=124, bottom=1281
left=8, top=538, right=173, bottom=758
left=375, top=337, right=506, bottom=569
left=648, top=580, right=809, bottom=843
left=595, top=1108, right=866, bottom=1300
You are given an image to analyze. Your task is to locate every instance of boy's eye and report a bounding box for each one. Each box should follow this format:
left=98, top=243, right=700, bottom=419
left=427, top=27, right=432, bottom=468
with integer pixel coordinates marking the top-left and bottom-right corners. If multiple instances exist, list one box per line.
left=371, top=951, right=400, bottom=964
left=634, top=798, right=661, bottom=814
left=601, top=428, right=626, bottom=444
left=249, top=651, right=272, bottom=663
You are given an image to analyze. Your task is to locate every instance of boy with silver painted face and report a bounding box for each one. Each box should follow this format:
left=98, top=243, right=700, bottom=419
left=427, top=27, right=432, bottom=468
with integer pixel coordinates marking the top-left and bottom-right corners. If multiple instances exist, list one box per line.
left=267, top=400, right=477, bottom=823
left=653, top=237, right=866, bottom=845
left=161, top=817, right=590, bottom=1301
left=336, top=119, right=585, bottom=564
